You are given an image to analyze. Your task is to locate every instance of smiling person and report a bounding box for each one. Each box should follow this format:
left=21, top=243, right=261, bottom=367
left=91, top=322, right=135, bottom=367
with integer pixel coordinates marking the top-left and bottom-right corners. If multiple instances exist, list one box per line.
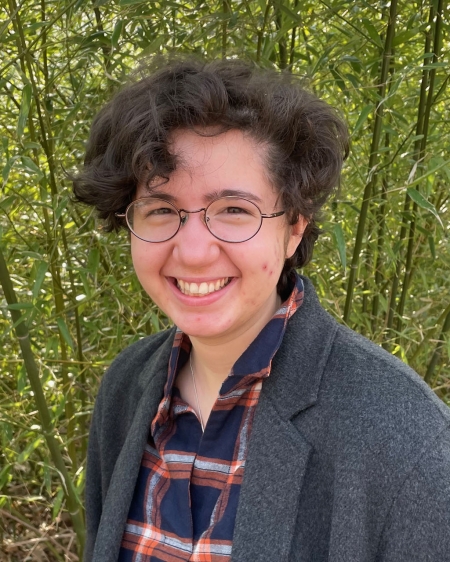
left=73, top=59, right=450, bottom=562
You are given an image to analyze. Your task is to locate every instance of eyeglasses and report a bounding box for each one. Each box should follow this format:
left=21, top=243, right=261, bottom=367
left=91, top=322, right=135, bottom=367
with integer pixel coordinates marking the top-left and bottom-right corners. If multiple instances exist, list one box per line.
left=115, top=196, right=285, bottom=243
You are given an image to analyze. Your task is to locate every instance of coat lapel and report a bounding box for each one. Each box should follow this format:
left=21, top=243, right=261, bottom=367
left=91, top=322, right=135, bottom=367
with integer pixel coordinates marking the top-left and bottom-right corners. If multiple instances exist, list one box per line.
left=232, top=277, right=339, bottom=561
left=92, top=333, right=174, bottom=562
left=231, top=392, right=313, bottom=562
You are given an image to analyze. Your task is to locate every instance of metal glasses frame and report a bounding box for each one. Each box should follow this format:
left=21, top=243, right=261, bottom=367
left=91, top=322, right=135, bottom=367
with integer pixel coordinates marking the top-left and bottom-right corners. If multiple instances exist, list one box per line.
left=115, top=195, right=285, bottom=243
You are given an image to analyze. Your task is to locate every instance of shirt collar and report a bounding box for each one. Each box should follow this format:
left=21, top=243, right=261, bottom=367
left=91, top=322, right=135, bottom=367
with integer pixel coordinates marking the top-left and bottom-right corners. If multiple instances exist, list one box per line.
left=155, top=272, right=304, bottom=417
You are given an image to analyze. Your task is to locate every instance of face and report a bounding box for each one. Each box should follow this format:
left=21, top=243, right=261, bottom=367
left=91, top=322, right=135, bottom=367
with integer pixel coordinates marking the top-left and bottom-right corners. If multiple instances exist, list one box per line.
left=131, top=128, right=306, bottom=346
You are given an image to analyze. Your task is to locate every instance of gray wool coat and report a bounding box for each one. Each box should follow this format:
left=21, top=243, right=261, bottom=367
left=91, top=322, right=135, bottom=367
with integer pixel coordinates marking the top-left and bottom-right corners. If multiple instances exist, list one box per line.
left=84, top=277, right=450, bottom=562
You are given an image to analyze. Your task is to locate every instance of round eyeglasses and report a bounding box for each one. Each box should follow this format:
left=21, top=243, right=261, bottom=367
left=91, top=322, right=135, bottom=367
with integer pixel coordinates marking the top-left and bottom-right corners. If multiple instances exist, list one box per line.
left=115, top=196, right=286, bottom=243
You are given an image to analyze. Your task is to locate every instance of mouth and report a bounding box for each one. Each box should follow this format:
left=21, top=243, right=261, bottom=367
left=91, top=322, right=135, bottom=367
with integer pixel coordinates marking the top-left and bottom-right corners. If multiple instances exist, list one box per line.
left=175, top=277, right=232, bottom=297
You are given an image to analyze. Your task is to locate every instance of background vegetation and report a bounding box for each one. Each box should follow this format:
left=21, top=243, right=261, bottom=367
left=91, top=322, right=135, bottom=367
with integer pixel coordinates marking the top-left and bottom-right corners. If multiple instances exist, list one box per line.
left=1, top=0, right=449, bottom=559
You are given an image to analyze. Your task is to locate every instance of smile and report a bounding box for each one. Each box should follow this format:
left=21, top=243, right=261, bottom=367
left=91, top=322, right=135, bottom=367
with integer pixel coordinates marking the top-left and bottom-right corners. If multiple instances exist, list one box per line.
left=176, top=277, right=231, bottom=297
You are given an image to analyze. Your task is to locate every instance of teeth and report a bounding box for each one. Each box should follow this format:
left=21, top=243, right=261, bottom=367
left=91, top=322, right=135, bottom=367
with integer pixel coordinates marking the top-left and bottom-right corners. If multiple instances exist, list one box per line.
left=177, top=277, right=230, bottom=296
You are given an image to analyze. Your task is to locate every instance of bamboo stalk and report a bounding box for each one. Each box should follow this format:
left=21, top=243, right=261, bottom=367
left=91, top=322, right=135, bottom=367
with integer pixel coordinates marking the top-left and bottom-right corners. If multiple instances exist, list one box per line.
left=92, top=1, right=112, bottom=71
left=371, top=42, right=395, bottom=334
left=289, top=0, right=299, bottom=67
left=9, top=0, right=78, bottom=466
left=0, top=247, right=85, bottom=553
left=275, top=2, right=288, bottom=69
left=222, top=0, right=229, bottom=59
left=371, top=131, right=390, bottom=332
left=256, top=1, right=272, bottom=62
left=384, top=3, right=435, bottom=346
left=343, top=0, right=398, bottom=323
left=394, top=0, right=444, bottom=336
left=424, top=309, right=450, bottom=385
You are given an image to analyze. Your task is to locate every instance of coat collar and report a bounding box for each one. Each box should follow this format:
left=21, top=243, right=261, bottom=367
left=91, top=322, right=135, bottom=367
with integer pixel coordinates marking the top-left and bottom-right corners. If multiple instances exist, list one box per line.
left=264, top=276, right=338, bottom=420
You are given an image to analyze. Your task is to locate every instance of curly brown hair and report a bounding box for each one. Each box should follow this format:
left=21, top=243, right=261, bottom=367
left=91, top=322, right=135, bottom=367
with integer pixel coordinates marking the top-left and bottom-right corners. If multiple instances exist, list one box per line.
left=73, top=57, right=349, bottom=295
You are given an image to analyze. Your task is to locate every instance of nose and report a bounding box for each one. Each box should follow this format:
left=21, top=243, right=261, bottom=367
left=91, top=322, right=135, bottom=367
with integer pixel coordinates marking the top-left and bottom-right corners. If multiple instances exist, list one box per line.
left=173, top=208, right=220, bottom=266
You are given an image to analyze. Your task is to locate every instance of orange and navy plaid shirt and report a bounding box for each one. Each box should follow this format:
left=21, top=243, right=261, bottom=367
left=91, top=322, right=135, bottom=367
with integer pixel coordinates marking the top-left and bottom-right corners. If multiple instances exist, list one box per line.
left=118, top=274, right=304, bottom=562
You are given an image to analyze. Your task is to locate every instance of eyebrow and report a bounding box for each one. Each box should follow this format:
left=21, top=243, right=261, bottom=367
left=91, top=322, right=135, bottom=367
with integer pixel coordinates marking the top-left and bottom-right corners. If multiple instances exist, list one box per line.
left=146, top=188, right=264, bottom=205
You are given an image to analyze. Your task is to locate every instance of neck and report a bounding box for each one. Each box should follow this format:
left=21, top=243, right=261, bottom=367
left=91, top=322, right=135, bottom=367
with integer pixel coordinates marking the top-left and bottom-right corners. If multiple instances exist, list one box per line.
left=189, top=291, right=282, bottom=394
left=176, top=289, right=282, bottom=428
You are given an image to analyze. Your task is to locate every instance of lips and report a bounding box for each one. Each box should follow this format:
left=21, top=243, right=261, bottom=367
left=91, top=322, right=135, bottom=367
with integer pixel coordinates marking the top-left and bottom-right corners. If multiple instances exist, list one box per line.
left=176, top=277, right=231, bottom=297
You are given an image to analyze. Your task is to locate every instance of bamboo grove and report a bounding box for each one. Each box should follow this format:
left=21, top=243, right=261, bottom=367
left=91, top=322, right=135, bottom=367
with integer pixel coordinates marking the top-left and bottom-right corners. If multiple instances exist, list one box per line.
left=0, top=0, right=449, bottom=558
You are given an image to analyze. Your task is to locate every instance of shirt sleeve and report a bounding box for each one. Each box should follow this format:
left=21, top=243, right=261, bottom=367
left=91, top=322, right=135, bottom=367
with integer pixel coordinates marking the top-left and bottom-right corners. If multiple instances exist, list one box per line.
left=377, top=426, right=450, bottom=561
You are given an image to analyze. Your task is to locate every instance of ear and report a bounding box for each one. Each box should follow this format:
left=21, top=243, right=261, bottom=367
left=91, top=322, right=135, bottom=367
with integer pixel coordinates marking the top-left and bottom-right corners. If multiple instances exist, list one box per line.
left=285, top=215, right=308, bottom=259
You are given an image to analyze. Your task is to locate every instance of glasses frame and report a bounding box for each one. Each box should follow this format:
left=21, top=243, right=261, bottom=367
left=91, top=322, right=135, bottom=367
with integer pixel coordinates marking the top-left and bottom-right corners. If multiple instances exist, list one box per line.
left=115, top=195, right=286, bottom=243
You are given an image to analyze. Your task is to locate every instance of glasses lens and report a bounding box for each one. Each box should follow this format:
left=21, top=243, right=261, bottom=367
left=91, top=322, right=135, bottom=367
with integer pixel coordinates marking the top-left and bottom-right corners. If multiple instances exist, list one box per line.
left=127, top=198, right=180, bottom=242
left=206, top=197, right=262, bottom=242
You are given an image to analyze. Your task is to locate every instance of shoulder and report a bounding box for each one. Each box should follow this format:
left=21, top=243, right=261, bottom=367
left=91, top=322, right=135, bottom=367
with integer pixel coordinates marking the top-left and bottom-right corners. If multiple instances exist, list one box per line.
left=95, top=327, right=176, bottom=413
left=286, top=277, right=450, bottom=470
left=296, top=276, right=450, bottom=429
left=328, top=322, right=450, bottom=427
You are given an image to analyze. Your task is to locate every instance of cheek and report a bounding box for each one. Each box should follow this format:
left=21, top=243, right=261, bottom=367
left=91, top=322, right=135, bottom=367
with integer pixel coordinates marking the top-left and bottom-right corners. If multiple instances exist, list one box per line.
left=131, top=242, right=163, bottom=281
left=261, top=263, right=274, bottom=277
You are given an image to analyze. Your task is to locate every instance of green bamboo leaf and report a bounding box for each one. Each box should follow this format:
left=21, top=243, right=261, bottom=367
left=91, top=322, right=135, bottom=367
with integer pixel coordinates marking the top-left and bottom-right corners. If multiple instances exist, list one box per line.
left=87, top=248, right=100, bottom=275
left=329, top=67, right=348, bottom=96
left=32, top=261, right=48, bottom=300
left=23, top=141, right=41, bottom=150
left=2, top=156, right=19, bottom=187
left=278, top=3, right=301, bottom=22
left=17, top=364, right=27, bottom=393
left=0, top=464, right=11, bottom=490
left=111, top=20, right=124, bottom=48
left=141, top=36, right=166, bottom=56
left=353, top=105, right=372, bottom=134
left=361, top=18, right=382, bottom=48
left=7, top=302, right=33, bottom=310
left=43, top=464, right=52, bottom=495
left=332, top=224, right=346, bottom=272
left=17, top=437, right=43, bottom=463
left=406, top=188, right=443, bottom=228
left=428, top=236, right=436, bottom=260
left=0, top=194, right=16, bottom=211
left=17, top=84, right=32, bottom=141
left=393, top=27, right=422, bottom=47
left=52, top=487, right=65, bottom=519
left=54, top=196, right=69, bottom=221
left=405, top=159, right=450, bottom=189
left=20, top=155, right=43, bottom=178
left=56, top=318, right=74, bottom=350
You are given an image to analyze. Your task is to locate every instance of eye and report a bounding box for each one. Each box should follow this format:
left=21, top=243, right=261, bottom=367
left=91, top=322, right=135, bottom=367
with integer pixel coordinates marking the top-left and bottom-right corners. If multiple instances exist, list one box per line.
left=147, top=206, right=175, bottom=216
left=134, top=199, right=178, bottom=221
left=224, top=206, right=249, bottom=214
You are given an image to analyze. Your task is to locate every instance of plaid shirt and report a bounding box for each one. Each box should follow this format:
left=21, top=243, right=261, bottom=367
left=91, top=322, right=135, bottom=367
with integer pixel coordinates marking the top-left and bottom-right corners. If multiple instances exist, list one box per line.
left=118, top=274, right=304, bottom=562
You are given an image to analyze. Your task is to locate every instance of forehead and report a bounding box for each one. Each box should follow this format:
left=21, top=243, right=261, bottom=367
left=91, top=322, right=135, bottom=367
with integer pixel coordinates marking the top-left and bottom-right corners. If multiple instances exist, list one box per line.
left=170, top=128, right=262, bottom=164
left=138, top=128, right=278, bottom=203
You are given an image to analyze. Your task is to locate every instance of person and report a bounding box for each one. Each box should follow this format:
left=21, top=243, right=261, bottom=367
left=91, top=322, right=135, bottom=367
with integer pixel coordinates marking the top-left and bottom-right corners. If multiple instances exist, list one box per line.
left=73, top=58, right=450, bottom=562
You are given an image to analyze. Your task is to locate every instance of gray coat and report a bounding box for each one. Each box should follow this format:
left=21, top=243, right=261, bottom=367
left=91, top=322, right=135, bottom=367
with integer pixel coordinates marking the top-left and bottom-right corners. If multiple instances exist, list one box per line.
left=85, top=277, right=450, bottom=562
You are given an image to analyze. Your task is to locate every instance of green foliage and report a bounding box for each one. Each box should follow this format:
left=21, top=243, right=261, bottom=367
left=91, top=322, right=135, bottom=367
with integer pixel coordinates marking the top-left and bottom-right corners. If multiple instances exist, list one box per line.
left=0, top=0, right=449, bottom=558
